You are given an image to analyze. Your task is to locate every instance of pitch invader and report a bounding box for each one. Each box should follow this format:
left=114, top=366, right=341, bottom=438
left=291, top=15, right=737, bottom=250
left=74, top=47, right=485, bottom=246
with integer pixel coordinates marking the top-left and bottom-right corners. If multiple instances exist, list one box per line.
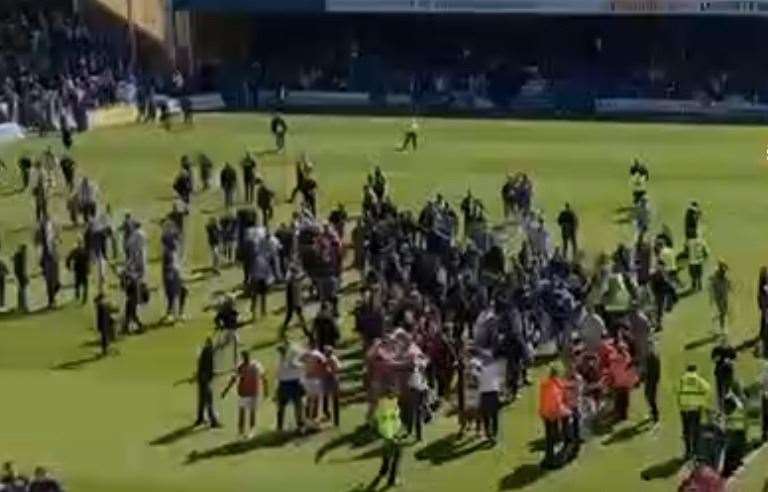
left=397, top=118, right=419, bottom=152
left=629, top=158, right=649, bottom=205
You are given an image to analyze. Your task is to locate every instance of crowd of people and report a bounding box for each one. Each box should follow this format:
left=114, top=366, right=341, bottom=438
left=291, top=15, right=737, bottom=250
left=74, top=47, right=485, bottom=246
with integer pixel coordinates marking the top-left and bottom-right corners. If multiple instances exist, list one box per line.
left=3, top=112, right=768, bottom=491
left=1, top=462, right=63, bottom=492
left=0, top=4, right=131, bottom=135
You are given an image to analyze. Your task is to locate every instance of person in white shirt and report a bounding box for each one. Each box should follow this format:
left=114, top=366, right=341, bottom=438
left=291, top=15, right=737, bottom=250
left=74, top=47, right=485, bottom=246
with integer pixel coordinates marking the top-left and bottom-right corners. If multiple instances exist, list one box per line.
left=477, top=350, right=505, bottom=445
left=276, top=344, right=306, bottom=433
left=460, top=356, right=483, bottom=437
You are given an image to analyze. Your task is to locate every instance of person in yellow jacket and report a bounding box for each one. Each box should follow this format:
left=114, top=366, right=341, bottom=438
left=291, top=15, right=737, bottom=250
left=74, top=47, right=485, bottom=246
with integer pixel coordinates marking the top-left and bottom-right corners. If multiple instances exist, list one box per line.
left=372, top=388, right=404, bottom=488
left=398, top=118, right=419, bottom=152
left=677, top=364, right=711, bottom=459
left=684, top=234, right=710, bottom=292
left=630, top=170, right=647, bottom=205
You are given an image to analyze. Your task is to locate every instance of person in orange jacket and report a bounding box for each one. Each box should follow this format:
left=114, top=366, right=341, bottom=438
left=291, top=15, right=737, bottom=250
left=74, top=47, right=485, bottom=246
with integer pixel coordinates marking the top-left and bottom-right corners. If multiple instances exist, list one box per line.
left=539, top=364, right=571, bottom=469
left=605, top=339, right=639, bottom=422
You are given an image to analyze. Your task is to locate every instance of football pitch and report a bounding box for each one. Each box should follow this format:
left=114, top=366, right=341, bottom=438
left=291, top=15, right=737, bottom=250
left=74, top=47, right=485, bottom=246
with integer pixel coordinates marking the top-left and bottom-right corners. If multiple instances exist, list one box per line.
left=1, top=114, right=767, bottom=492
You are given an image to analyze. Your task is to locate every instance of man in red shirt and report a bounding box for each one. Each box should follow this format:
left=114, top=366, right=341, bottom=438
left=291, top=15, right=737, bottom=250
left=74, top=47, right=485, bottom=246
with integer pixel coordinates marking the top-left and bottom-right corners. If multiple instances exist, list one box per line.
left=222, top=351, right=268, bottom=438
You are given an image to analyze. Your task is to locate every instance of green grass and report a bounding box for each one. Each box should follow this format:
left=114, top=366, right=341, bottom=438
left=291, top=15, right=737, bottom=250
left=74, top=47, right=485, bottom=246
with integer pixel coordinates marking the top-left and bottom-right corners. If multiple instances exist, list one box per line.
left=1, top=114, right=767, bottom=492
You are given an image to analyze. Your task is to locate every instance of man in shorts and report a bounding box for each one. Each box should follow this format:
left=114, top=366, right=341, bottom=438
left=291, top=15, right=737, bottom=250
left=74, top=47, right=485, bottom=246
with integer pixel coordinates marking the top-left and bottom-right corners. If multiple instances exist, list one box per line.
left=222, top=350, right=268, bottom=438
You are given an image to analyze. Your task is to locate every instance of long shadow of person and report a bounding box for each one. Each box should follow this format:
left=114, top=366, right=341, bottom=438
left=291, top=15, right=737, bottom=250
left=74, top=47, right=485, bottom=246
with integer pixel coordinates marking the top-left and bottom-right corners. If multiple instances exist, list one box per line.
left=639, top=456, right=686, bottom=481
left=415, top=433, right=490, bottom=465
left=149, top=424, right=203, bottom=446
left=315, top=424, right=379, bottom=463
left=498, top=464, right=549, bottom=490
left=186, top=429, right=316, bottom=464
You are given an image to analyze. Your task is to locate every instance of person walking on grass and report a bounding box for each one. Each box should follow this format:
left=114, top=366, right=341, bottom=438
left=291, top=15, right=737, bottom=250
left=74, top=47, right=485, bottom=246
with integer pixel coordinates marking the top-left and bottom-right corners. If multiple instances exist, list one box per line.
left=398, top=118, right=419, bottom=152
left=193, top=337, right=221, bottom=428
left=677, top=364, right=711, bottom=460
left=222, top=350, right=268, bottom=438
left=644, top=337, right=661, bottom=424
left=276, top=344, right=306, bottom=434
left=371, top=387, right=404, bottom=489
left=66, top=238, right=90, bottom=304
left=709, top=260, right=732, bottom=335
left=539, top=364, right=571, bottom=469
left=557, top=202, right=578, bottom=260
left=94, top=293, right=118, bottom=356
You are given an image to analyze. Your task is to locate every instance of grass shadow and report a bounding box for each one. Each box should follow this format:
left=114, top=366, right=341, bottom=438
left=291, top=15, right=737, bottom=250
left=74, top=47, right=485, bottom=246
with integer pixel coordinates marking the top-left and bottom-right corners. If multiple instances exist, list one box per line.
left=315, top=424, right=379, bottom=463
left=186, top=430, right=310, bottom=464
left=684, top=334, right=719, bottom=351
left=640, top=456, right=686, bottom=481
left=601, top=418, right=652, bottom=446
left=149, top=424, right=201, bottom=446
left=498, top=464, right=549, bottom=490
left=415, top=433, right=490, bottom=465
left=51, top=353, right=104, bottom=370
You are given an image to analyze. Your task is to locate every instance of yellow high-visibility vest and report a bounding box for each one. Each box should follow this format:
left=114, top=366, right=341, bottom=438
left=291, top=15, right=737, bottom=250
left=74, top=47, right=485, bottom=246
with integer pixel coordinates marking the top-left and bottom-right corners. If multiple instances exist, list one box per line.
left=677, top=372, right=711, bottom=411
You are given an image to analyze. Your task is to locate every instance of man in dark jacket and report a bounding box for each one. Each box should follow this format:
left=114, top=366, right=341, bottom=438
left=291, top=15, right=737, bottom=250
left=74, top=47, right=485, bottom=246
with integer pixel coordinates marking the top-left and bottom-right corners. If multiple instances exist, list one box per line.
left=557, top=202, right=578, bottom=260
left=94, top=293, right=117, bottom=355
left=66, top=238, right=90, bottom=304
left=644, top=338, right=661, bottom=423
left=241, top=153, right=259, bottom=204
left=220, top=163, right=237, bottom=209
left=13, top=244, right=28, bottom=312
left=257, top=182, right=275, bottom=230
left=194, top=337, right=221, bottom=427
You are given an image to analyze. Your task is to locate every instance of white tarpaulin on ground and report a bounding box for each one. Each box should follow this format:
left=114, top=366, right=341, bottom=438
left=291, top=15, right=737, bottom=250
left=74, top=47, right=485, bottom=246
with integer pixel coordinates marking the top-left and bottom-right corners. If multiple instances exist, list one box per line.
left=0, top=122, right=25, bottom=144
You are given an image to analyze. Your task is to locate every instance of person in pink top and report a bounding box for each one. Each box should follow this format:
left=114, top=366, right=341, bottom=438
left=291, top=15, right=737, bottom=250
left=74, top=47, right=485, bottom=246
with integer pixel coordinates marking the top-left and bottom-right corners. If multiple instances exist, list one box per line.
left=302, top=346, right=327, bottom=427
